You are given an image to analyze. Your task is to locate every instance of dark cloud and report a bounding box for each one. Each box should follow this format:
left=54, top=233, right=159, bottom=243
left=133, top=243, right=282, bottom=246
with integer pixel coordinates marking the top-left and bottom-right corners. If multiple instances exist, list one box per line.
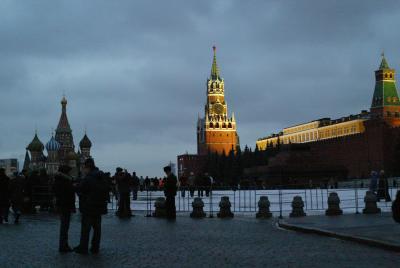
left=1, top=0, right=400, bottom=176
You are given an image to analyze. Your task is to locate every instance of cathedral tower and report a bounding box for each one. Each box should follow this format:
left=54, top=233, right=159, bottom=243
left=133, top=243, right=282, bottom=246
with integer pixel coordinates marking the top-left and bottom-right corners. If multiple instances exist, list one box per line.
left=55, top=96, right=75, bottom=164
left=197, top=47, right=240, bottom=155
left=370, top=53, right=400, bottom=127
left=45, top=135, right=61, bottom=175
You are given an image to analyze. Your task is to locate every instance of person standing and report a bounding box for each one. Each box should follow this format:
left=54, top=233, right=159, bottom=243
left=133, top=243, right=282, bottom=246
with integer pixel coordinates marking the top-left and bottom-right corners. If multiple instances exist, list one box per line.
left=369, top=170, right=378, bottom=195
left=392, top=190, right=400, bottom=223
left=188, top=172, right=195, bottom=198
left=203, top=173, right=212, bottom=197
left=54, top=165, right=75, bottom=253
left=115, top=168, right=132, bottom=218
left=74, top=158, right=109, bottom=255
left=8, top=172, right=25, bottom=224
left=0, top=168, right=10, bottom=224
left=163, top=166, right=177, bottom=220
left=377, top=170, right=391, bottom=202
left=131, top=172, right=139, bottom=201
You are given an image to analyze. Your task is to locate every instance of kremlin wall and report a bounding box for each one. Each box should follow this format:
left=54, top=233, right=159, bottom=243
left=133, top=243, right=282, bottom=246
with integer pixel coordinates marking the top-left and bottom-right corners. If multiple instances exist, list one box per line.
left=250, top=55, right=400, bottom=183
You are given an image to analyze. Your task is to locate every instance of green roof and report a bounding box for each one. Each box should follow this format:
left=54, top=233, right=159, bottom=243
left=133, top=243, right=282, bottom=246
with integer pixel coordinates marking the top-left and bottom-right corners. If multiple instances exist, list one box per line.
left=210, top=46, right=221, bottom=80
left=371, top=81, right=400, bottom=108
left=379, top=55, right=390, bottom=70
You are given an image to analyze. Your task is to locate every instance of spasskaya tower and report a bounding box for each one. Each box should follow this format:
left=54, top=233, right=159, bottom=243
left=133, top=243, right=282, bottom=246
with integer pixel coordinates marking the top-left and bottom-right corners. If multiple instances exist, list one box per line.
left=197, top=46, right=240, bottom=155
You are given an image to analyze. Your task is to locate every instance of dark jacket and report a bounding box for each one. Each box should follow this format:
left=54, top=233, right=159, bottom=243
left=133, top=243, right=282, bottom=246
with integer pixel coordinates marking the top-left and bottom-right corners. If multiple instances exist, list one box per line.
left=9, top=176, right=25, bottom=206
left=164, top=173, right=177, bottom=197
left=115, top=173, right=131, bottom=194
left=0, top=173, right=10, bottom=205
left=392, top=190, right=400, bottom=223
left=79, top=169, right=109, bottom=216
left=54, top=172, right=76, bottom=212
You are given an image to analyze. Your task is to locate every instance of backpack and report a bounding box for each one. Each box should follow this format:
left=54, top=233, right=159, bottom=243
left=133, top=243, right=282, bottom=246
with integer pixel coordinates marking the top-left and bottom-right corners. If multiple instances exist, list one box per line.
left=392, top=193, right=400, bottom=223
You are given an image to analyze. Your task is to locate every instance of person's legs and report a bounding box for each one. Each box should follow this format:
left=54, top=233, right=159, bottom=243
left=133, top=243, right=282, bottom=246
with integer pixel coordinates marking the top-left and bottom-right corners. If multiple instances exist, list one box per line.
left=59, top=211, right=71, bottom=251
left=11, top=203, right=21, bottom=224
left=166, top=196, right=176, bottom=219
left=76, top=214, right=91, bottom=253
left=124, top=193, right=131, bottom=214
left=91, top=215, right=102, bottom=253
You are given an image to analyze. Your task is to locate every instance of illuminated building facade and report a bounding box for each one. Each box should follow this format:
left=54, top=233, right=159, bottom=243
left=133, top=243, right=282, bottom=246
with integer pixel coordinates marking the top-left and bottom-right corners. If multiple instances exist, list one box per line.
left=197, top=47, right=240, bottom=155
left=257, top=55, right=400, bottom=150
left=251, top=54, right=400, bottom=181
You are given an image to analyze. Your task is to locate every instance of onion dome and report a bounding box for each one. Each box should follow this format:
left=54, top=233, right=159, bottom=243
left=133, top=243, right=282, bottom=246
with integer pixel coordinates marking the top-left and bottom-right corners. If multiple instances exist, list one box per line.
left=79, top=134, right=92, bottom=149
left=45, top=136, right=61, bottom=152
left=66, top=151, right=79, bottom=161
left=27, top=133, right=44, bottom=152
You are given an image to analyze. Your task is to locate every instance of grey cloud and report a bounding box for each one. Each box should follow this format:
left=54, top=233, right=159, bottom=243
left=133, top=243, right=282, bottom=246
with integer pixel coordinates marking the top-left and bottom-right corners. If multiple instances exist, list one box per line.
left=0, top=0, right=400, bottom=176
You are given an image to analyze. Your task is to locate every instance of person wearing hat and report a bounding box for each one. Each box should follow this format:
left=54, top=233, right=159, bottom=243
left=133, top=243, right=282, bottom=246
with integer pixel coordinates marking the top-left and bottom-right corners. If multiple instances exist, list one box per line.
left=74, top=158, right=109, bottom=255
left=54, top=165, right=75, bottom=253
left=163, top=165, right=177, bottom=220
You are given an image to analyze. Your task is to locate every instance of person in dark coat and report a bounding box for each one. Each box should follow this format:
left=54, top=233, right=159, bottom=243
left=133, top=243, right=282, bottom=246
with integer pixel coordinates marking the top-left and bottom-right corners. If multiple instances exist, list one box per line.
left=377, top=170, right=391, bottom=202
left=131, top=172, right=139, bottom=201
left=8, top=173, right=25, bottom=224
left=54, top=165, right=75, bottom=252
left=0, top=168, right=10, bottom=224
left=163, top=166, right=177, bottom=220
left=74, top=158, right=109, bottom=255
left=114, top=168, right=132, bottom=218
left=392, top=190, right=400, bottom=223
left=203, top=173, right=212, bottom=197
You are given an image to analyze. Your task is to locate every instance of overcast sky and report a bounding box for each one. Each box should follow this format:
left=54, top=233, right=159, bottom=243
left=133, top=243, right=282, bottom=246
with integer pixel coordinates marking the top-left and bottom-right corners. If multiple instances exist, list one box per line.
left=1, top=0, right=400, bottom=176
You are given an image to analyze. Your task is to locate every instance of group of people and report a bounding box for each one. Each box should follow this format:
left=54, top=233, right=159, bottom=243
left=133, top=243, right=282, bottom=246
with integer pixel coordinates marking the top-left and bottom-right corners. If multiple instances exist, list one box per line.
left=178, top=172, right=213, bottom=198
left=369, top=170, right=392, bottom=202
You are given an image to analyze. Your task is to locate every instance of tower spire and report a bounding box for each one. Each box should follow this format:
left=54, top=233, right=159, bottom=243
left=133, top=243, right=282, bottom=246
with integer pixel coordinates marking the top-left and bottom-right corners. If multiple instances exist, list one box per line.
left=210, top=46, right=220, bottom=80
left=379, top=51, right=390, bottom=70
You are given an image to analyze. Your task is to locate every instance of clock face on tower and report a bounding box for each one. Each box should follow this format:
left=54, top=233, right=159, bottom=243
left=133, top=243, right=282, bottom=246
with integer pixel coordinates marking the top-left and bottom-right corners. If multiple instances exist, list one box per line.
left=213, top=103, right=224, bottom=114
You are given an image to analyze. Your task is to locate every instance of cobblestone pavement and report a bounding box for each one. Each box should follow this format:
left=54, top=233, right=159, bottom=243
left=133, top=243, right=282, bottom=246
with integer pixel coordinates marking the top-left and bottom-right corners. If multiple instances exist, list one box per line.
left=282, top=212, right=400, bottom=247
left=1, top=212, right=400, bottom=268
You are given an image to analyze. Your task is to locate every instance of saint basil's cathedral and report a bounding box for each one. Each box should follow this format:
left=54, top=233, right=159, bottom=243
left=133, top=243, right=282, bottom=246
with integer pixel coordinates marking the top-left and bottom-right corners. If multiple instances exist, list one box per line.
left=23, top=96, right=93, bottom=177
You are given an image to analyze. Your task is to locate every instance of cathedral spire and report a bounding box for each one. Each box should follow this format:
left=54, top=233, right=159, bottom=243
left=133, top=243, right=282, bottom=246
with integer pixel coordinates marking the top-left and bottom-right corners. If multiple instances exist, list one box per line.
left=57, top=96, right=72, bottom=132
left=210, top=46, right=220, bottom=80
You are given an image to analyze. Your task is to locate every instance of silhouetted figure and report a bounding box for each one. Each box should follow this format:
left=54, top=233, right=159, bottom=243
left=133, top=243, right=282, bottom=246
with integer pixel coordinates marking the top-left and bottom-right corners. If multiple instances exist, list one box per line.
left=0, top=168, right=10, bottom=224
left=377, top=170, right=391, bottom=202
left=115, top=168, right=132, bottom=218
left=369, top=171, right=378, bottom=194
left=54, top=165, right=75, bottom=253
left=24, top=170, right=39, bottom=214
left=131, top=172, right=139, bottom=200
left=188, top=172, right=195, bottom=197
left=8, top=173, right=25, bottom=224
left=203, top=173, right=212, bottom=197
left=195, top=175, right=204, bottom=197
left=392, top=190, right=400, bottom=223
left=179, top=176, right=187, bottom=198
left=163, top=166, right=177, bottom=220
left=38, top=168, right=50, bottom=211
left=74, top=158, right=109, bottom=255
left=144, top=176, right=150, bottom=190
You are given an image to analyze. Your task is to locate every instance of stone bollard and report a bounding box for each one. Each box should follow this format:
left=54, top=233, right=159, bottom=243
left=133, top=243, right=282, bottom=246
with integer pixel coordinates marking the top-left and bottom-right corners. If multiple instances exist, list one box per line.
left=256, top=196, right=272, bottom=218
left=217, top=196, right=234, bottom=218
left=190, top=197, right=206, bottom=218
left=325, top=192, right=343, bottom=216
left=153, top=197, right=167, bottom=218
left=363, top=191, right=381, bottom=214
left=290, top=196, right=306, bottom=217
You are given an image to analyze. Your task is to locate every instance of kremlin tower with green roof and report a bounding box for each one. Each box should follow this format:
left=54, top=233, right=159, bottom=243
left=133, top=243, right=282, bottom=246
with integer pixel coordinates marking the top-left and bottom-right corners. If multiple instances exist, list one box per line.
left=370, top=53, right=400, bottom=127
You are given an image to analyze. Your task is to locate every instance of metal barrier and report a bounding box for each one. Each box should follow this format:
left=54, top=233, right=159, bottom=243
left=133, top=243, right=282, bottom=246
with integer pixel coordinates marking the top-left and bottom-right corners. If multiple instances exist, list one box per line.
left=31, top=182, right=399, bottom=217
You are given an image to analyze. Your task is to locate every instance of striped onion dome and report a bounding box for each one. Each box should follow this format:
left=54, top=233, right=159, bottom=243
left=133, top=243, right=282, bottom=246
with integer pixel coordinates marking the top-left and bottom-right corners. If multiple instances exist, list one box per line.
left=45, top=136, right=61, bottom=152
